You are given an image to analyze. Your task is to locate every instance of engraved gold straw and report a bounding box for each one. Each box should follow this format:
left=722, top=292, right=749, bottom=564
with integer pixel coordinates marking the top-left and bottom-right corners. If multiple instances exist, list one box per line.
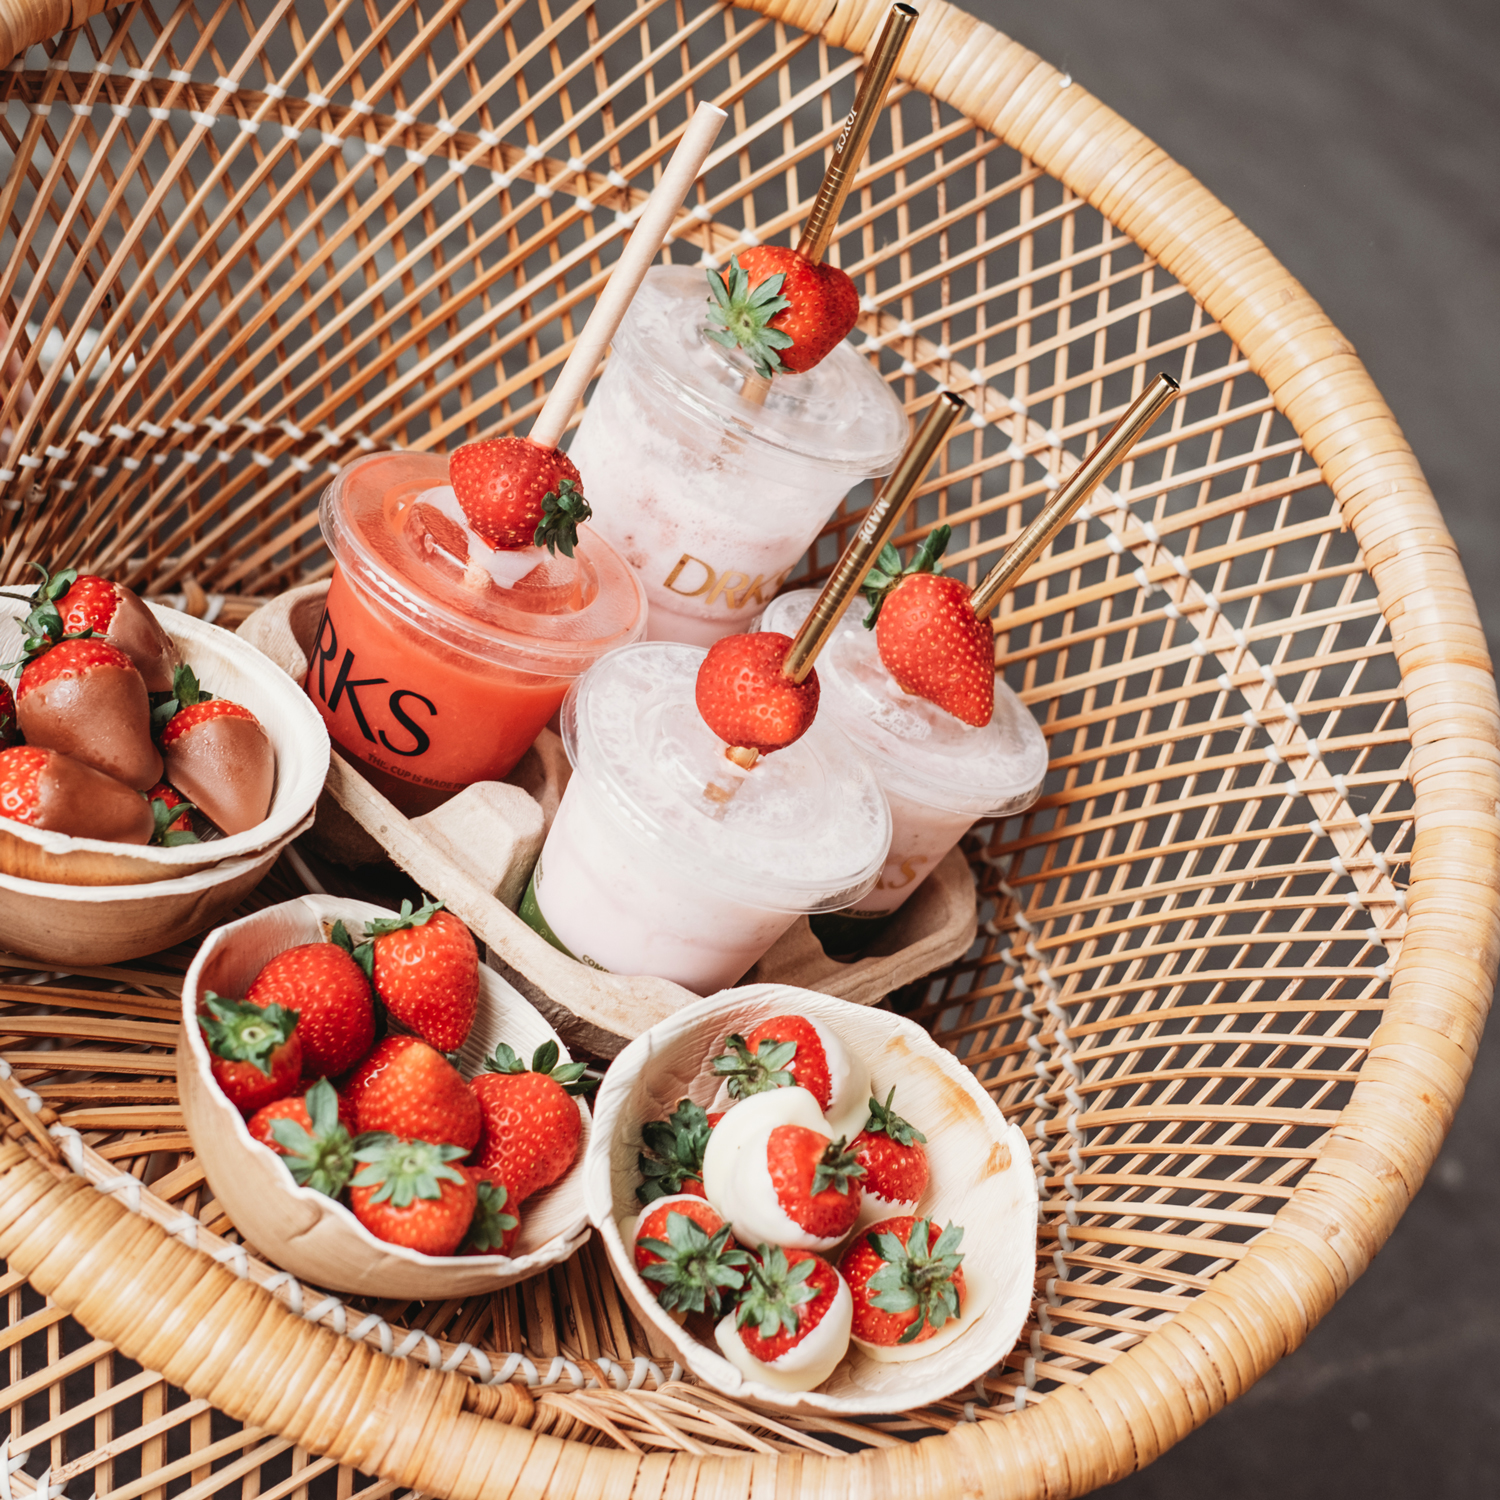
left=970, top=372, right=1181, bottom=620
left=795, top=4, right=919, bottom=266
left=782, top=390, right=966, bottom=683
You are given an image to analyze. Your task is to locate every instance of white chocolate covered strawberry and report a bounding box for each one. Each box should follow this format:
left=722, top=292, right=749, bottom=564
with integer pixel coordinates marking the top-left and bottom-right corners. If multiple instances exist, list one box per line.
left=701, top=1086, right=864, bottom=1253
left=630, top=1195, right=749, bottom=1321
left=714, top=1244, right=852, bottom=1393
left=708, top=1013, right=870, bottom=1138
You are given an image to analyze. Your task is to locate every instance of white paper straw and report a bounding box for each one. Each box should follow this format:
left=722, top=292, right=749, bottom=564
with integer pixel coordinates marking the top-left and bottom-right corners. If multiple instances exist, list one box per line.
left=527, top=101, right=727, bottom=449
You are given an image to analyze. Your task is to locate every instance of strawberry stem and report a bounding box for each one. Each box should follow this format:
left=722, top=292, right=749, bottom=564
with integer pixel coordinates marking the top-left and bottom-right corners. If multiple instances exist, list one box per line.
left=638, top=1210, right=749, bottom=1315
left=269, top=1079, right=357, bottom=1197
left=860, top=523, right=952, bottom=628
left=200, top=992, right=298, bottom=1075
left=704, top=256, right=794, bottom=380
left=533, top=479, right=592, bottom=558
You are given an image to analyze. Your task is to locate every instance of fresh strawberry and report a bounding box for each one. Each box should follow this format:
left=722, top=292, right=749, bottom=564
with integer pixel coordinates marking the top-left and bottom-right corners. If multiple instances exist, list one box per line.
left=840, top=1216, right=966, bottom=1347
left=637, top=1097, right=714, bottom=1204
left=351, top=898, right=478, bottom=1055
left=861, top=524, right=994, bottom=727
left=765, top=1125, right=864, bottom=1242
left=449, top=436, right=592, bottom=554
left=721, top=1245, right=851, bottom=1388
left=246, top=940, right=375, bottom=1078
left=145, top=781, right=199, bottom=846
left=633, top=1196, right=748, bottom=1317
left=157, top=665, right=274, bottom=835
left=348, top=1134, right=476, bottom=1255
left=471, top=1040, right=594, bottom=1204
left=199, top=991, right=302, bottom=1117
left=462, top=1167, right=521, bottom=1256
left=344, top=1035, right=481, bottom=1150
left=3, top=563, right=181, bottom=692
left=0, top=744, right=154, bottom=843
left=705, top=248, right=859, bottom=377
left=250, top=1078, right=358, bottom=1197
left=851, top=1088, right=929, bottom=1218
left=15, top=637, right=162, bottom=790
left=694, top=631, right=819, bottom=758
left=0, top=680, right=17, bottom=747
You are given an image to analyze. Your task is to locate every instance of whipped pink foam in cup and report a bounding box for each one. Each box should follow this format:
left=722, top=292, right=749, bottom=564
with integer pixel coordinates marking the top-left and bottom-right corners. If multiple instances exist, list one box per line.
left=565, top=266, right=909, bottom=648
left=520, top=641, right=892, bottom=993
left=758, top=590, right=1048, bottom=917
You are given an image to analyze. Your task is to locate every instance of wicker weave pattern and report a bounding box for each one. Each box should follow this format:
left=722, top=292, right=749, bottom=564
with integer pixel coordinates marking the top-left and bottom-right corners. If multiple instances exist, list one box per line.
left=0, top=0, right=1496, bottom=1493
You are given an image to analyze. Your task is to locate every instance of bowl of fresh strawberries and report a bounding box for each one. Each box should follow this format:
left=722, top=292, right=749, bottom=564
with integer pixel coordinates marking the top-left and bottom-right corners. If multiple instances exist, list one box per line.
left=583, top=983, right=1037, bottom=1416
left=179, top=894, right=592, bottom=1299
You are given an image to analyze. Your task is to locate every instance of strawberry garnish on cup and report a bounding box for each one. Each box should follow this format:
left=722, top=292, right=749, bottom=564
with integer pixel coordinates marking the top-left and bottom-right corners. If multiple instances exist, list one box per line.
left=637, top=1097, right=715, bottom=1204
left=471, top=1040, right=596, bottom=1206
left=634, top=1197, right=749, bottom=1319
left=1, top=562, right=181, bottom=692
left=348, top=1135, right=476, bottom=1256
left=250, top=1078, right=358, bottom=1197
left=694, top=631, right=820, bottom=768
left=840, top=1215, right=966, bottom=1350
left=449, top=438, right=593, bottom=557
left=157, top=665, right=275, bottom=835
left=199, top=992, right=302, bottom=1117
left=860, top=523, right=995, bottom=729
left=345, top=898, right=479, bottom=1057
left=0, top=744, right=154, bottom=843
left=851, top=1088, right=929, bottom=1224
left=705, top=249, right=859, bottom=378
left=714, top=1244, right=853, bottom=1393
left=461, top=1168, right=522, bottom=1257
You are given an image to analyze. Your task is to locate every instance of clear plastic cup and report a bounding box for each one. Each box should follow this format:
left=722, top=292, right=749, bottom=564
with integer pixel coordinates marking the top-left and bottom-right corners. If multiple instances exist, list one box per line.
left=758, top=590, right=1047, bottom=938
left=308, top=451, right=648, bottom=815
left=519, top=641, right=892, bottom=994
left=566, top=265, right=910, bottom=648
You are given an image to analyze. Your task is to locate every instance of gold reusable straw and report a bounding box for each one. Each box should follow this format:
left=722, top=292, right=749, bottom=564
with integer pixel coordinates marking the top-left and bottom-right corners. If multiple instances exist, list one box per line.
left=795, top=3, right=919, bottom=266
left=969, top=372, right=1181, bottom=620
left=781, top=390, right=967, bottom=683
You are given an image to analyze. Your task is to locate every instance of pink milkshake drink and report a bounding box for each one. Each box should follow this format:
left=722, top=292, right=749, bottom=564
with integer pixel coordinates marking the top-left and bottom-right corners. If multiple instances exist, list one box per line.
left=566, top=266, right=909, bottom=648
left=519, top=641, right=892, bottom=994
left=758, top=589, right=1047, bottom=926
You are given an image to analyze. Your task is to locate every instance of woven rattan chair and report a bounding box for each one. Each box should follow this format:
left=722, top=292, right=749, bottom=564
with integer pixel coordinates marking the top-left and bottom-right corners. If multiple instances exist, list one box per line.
left=0, top=0, right=1495, bottom=1494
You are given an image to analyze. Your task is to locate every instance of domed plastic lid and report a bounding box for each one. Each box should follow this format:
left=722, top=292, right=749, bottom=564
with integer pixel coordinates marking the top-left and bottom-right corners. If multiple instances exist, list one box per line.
left=610, top=266, right=909, bottom=478
left=320, top=451, right=647, bottom=677
left=562, top=642, right=892, bottom=914
left=760, top=591, right=1049, bottom=819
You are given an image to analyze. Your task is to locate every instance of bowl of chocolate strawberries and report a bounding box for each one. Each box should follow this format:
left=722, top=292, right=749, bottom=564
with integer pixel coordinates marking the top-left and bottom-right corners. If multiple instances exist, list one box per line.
left=0, top=564, right=328, bottom=962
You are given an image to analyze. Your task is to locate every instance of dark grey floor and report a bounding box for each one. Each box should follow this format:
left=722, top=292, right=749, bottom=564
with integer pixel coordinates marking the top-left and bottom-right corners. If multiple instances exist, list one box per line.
left=955, top=0, right=1500, bottom=1492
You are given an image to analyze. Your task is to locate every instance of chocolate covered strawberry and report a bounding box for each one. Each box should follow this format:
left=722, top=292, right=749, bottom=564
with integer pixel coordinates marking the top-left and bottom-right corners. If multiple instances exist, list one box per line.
left=349, top=1135, right=476, bottom=1255
left=5, top=564, right=182, bottom=692
left=710, top=1014, right=869, bottom=1135
left=0, top=681, right=17, bottom=747
left=16, top=637, right=161, bottom=790
left=157, top=665, right=274, bottom=835
left=701, top=1086, right=863, bottom=1253
left=146, top=782, right=198, bottom=846
left=714, top=1245, right=852, bottom=1392
left=861, top=525, right=993, bottom=727
left=637, top=1097, right=715, bottom=1204
left=706, top=249, right=860, bottom=377
left=0, top=745, right=154, bottom=843
left=471, top=1040, right=594, bottom=1204
left=694, top=631, right=819, bottom=760
left=840, top=1216, right=966, bottom=1349
left=633, top=1196, right=748, bottom=1318
left=251, top=1078, right=358, bottom=1197
left=247, top=939, right=374, bottom=1078
left=449, top=437, right=592, bottom=555
left=462, top=1167, right=521, bottom=1256
left=851, top=1088, right=929, bottom=1225
left=353, top=898, right=478, bottom=1055
left=344, top=1034, right=481, bottom=1150
left=200, top=991, right=302, bottom=1117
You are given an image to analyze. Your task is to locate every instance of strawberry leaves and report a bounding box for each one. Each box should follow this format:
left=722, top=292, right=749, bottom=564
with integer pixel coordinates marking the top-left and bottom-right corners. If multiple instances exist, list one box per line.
left=200, top=992, right=298, bottom=1076
left=860, top=523, right=950, bottom=627
left=809, top=1136, right=866, bottom=1197
left=734, top=1244, right=818, bottom=1338
left=867, top=1218, right=965, bottom=1343
left=704, top=256, right=793, bottom=379
left=483, top=1040, right=598, bottom=1097
left=463, top=1178, right=520, bottom=1253
left=149, top=793, right=200, bottom=846
left=711, top=1033, right=797, bottom=1099
left=861, top=1087, right=927, bottom=1147
left=350, top=1134, right=468, bottom=1208
left=269, top=1079, right=357, bottom=1197
left=533, top=478, right=592, bottom=558
left=638, top=1210, right=750, bottom=1315
left=637, top=1097, right=714, bottom=1204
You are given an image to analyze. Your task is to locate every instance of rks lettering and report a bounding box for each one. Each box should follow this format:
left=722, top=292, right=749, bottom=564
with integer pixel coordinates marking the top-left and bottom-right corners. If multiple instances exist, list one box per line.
left=310, top=607, right=437, bottom=758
